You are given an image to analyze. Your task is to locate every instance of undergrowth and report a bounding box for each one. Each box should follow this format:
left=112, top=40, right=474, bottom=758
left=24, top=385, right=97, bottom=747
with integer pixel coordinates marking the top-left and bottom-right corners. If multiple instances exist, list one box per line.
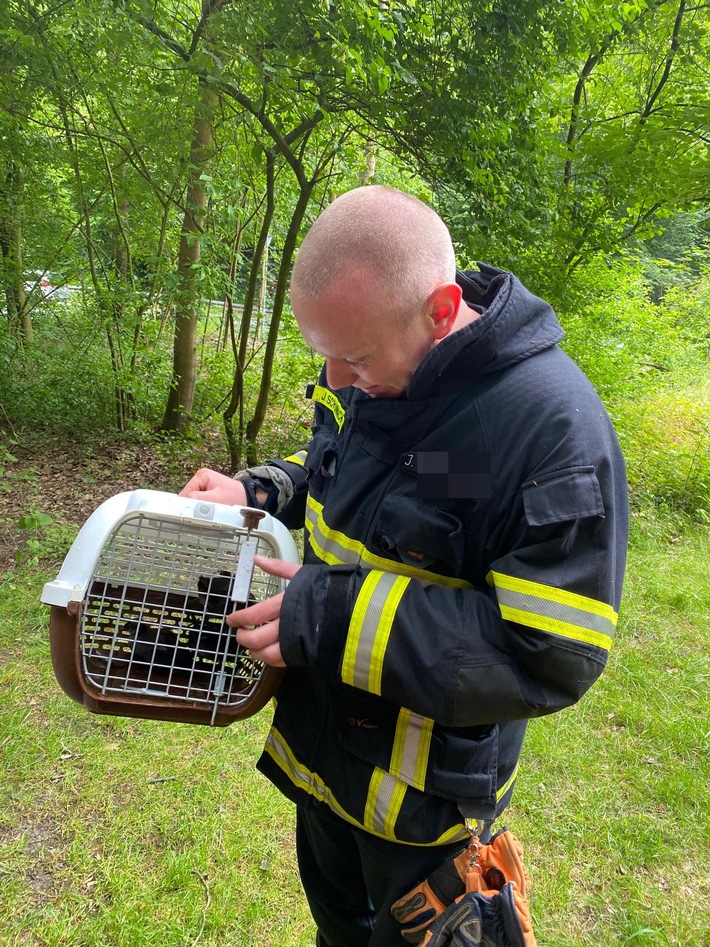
left=613, top=377, right=710, bottom=523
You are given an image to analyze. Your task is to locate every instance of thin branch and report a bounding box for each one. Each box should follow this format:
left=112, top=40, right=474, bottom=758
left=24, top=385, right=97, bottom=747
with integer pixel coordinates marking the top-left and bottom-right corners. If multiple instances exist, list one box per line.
left=131, top=13, right=192, bottom=62
left=188, top=0, right=231, bottom=57
left=127, top=6, right=325, bottom=188
left=675, top=126, right=710, bottom=143
left=104, top=94, right=177, bottom=209
left=622, top=201, right=665, bottom=240
left=641, top=0, right=686, bottom=122
left=564, top=46, right=612, bottom=188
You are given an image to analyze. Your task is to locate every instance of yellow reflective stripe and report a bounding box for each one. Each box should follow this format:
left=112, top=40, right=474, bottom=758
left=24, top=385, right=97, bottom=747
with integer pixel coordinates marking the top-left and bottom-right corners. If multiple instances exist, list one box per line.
left=369, top=577, right=409, bottom=694
left=496, top=761, right=518, bottom=802
left=310, top=385, right=345, bottom=431
left=265, top=726, right=331, bottom=806
left=364, top=769, right=409, bottom=837
left=363, top=708, right=434, bottom=837
left=488, top=571, right=618, bottom=622
left=306, top=495, right=473, bottom=589
left=264, top=726, right=470, bottom=847
left=384, top=777, right=407, bottom=837
left=391, top=708, right=434, bottom=792
left=306, top=495, right=363, bottom=558
left=364, top=767, right=386, bottom=833
left=342, top=570, right=382, bottom=686
left=284, top=449, right=308, bottom=467
left=488, top=570, right=617, bottom=651
left=305, top=513, right=352, bottom=567
left=343, top=571, right=410, bottom=694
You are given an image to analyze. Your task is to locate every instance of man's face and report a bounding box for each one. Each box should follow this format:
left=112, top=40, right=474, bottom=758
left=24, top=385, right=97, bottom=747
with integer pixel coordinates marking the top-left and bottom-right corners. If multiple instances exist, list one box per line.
left=291, top=277, right=436, bottom=398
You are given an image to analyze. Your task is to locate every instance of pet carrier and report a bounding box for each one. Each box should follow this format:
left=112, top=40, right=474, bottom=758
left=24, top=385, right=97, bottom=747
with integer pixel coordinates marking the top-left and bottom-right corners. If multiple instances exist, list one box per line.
left=42, top=489, right=300, bottom=726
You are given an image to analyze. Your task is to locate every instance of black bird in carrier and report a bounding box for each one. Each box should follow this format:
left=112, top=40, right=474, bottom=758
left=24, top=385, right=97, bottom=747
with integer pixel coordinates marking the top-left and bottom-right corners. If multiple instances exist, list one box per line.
left=42, top=490, right=300, bottom=726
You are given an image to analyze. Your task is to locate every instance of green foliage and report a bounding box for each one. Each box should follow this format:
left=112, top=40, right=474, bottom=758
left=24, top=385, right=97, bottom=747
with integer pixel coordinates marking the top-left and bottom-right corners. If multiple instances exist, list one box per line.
left=614, top=380, right=710, bottom=523
left=16, top=519, right=78, bottom=567
left=441, top=2, right=710, bottom=281
left=537, top=254, right=704, bottom=400
left=0, top=301, right=120, bottom=432
left=259, top=311, right=320, bottom=459
left=662, top=268, right=710, bottom=361
left=17, top=511, right=52, bottom=530
left=0, top=294, right=175, bottom=432
left=0, top=442, right=18, bottom=481
left=1, top=0, right=709, bottom=483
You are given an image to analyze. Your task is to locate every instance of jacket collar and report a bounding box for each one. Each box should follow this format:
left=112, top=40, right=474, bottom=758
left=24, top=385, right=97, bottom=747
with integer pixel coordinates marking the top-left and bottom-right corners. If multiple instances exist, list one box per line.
left=405, top=264, right=564, bottom=399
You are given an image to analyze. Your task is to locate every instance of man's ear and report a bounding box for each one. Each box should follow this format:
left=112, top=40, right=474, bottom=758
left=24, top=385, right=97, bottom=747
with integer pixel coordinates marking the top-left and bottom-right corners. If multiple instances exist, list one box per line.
left=426, top=283, right=463, bottom=340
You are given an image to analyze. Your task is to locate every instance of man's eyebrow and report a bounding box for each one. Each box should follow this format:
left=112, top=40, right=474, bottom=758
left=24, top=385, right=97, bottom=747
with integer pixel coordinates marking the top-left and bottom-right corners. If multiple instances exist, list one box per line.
left=305, top=338, right=372, bottom=362
left=315, top=349, right=371, bottom=362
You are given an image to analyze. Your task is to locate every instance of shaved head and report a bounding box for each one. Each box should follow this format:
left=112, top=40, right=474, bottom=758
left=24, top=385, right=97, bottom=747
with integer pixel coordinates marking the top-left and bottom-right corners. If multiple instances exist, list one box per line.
left=291, top=186, right=456, bottom=324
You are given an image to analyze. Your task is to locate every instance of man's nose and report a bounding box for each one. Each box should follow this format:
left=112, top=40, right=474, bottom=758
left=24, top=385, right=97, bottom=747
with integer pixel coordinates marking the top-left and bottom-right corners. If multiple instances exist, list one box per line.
left=326, top=358, right=357, bottom=390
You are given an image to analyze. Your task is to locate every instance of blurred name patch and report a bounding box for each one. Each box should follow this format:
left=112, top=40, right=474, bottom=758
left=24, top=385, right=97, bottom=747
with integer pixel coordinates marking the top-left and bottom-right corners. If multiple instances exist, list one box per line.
left=401, top=451, right=492, bottom=500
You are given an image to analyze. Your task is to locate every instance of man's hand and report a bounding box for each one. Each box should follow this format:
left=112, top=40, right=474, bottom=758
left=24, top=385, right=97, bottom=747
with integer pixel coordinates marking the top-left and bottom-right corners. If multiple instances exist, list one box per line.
left=227, top=555, right=301, bottom=667
left=179, top=468, right=247, bottom=506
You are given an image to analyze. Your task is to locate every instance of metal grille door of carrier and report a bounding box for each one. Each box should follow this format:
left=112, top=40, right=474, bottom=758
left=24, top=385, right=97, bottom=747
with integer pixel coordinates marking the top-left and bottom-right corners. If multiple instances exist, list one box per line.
left=80, top=511, right=278, bottom=722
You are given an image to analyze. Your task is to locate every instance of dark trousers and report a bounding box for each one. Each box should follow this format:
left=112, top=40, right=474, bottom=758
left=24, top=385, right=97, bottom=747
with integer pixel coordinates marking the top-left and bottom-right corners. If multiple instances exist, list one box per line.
left=296, top=805, right=470, bottom=947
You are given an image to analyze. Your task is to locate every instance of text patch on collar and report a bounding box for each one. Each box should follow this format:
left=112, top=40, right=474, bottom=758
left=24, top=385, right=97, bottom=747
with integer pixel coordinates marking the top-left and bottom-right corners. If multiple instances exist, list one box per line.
left=400, top=450, right=492, bottom=500
left=306, top=383, right=345, bottom=432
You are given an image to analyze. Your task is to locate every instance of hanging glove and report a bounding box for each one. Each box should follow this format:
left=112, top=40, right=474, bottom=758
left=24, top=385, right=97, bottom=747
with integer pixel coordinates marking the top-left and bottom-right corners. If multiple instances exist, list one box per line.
left=418, top=882, right=529, bottom=947
left=391, top=829, right=536, bottom=946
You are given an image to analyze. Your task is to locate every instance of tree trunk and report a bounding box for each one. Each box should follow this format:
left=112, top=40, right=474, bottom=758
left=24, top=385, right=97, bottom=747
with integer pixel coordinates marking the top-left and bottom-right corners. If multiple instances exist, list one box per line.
left=219, top=211, right=246, bottom=352
left=0, top=162, right=32, bottom=343
left=245, top=179, right=314, bottom=465
left=224, top=152, right=276, bottom=469
left=161, top=77, right=217, bottom=432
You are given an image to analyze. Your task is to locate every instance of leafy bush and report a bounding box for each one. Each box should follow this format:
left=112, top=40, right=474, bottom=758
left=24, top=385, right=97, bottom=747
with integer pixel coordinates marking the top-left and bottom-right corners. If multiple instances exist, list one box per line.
left=554, top=256, right=703, bottom=403
left=0, top=295, right=177, bottom=433
left=613, top=379, right=710, bottom=523
left=0, top=297, right=126, bottom=432
left=662, top=269, right=710, bottom=363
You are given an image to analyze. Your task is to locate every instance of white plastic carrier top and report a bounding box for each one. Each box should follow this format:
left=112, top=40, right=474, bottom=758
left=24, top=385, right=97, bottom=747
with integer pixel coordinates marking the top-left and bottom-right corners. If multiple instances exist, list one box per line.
left=41, top=489, right=299, bottom=608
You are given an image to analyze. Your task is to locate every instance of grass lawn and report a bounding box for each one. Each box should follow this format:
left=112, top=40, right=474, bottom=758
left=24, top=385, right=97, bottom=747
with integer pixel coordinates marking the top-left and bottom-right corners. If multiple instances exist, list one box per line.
left=1, top=515, right=708, bottom=946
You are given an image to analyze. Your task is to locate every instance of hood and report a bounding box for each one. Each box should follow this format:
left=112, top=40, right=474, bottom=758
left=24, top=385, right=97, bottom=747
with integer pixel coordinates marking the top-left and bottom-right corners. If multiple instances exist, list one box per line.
left=406, top=263, right=564, bottom=399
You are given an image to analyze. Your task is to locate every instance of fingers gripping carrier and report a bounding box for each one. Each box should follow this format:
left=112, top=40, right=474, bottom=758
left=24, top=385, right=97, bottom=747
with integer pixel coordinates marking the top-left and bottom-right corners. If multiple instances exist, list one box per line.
left=391, top=829, right=537, bottom=946
left=42, top=490, right=299, bottom=726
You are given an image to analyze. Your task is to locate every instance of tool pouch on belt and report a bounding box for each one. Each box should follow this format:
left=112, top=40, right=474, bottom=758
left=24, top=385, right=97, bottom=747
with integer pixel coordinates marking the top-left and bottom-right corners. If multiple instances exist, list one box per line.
left=390, top=829, right=537, bottom=946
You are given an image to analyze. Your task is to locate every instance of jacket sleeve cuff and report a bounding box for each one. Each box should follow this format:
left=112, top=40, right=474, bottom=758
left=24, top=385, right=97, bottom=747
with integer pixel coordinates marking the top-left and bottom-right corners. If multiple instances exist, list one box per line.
left=280, top=565, right=357, bottom=672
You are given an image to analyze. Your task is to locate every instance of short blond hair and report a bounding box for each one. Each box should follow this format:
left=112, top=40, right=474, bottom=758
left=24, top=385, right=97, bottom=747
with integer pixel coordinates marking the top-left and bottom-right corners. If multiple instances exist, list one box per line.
left=291, top=186, right=456, bottom=323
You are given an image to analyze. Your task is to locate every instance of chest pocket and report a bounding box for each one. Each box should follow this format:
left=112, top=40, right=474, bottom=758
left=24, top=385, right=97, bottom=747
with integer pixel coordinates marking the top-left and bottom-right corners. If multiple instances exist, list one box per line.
left=522, top=466, right=604, bottom=526
left=374, top=494, right=465, bottom=577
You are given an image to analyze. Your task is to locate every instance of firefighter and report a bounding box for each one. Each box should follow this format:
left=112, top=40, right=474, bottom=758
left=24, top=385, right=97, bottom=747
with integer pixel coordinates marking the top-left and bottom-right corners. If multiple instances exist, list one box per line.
left=181, top=186, right=628, bottom=946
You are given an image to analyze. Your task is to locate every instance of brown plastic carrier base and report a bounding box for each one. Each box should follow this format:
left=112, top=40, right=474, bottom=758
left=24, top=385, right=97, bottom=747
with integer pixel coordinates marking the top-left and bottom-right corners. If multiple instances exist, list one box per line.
left=49, top=594, right=284, bottom=726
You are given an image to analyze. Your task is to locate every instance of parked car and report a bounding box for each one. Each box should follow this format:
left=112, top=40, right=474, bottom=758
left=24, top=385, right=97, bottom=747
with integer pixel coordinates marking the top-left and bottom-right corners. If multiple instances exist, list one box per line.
left=23, top=271, right=74, bottom=302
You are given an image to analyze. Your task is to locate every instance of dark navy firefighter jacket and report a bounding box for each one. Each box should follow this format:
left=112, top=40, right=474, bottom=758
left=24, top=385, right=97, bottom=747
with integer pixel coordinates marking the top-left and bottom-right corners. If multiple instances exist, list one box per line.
left=253, top=264, right=629, bottom=847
